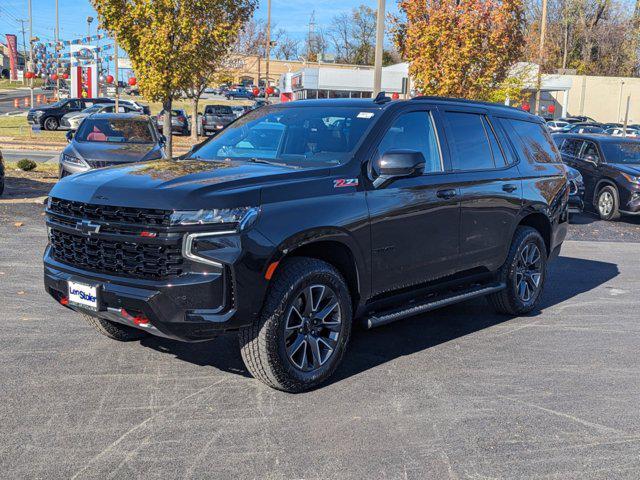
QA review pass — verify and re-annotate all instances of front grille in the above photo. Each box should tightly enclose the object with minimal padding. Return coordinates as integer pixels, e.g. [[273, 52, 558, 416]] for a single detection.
[[85, 160, 125, 169], [49, 197, 171, 227], [49, 228, 183, 279]]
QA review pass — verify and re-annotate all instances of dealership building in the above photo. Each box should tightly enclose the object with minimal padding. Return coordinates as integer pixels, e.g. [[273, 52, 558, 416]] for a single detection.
[[278, 63, 409, 101]]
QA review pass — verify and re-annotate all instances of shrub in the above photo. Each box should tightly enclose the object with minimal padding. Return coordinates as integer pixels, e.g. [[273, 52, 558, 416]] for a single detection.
[[16, 159, 37, 171]]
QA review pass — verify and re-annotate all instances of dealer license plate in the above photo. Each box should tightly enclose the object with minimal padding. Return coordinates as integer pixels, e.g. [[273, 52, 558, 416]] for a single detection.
[[68, 281, 99, 311]]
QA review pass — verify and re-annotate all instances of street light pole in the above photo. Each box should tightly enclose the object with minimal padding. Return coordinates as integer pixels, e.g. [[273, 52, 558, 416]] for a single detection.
[[373, 0, 386, 96], [28, 0, 34, 107], [534, 0, 548, 116], [264, 0, 271, 100], [87, 16, 94, 40], [55, 0, 60, 100], [114, 36, 119, 111]]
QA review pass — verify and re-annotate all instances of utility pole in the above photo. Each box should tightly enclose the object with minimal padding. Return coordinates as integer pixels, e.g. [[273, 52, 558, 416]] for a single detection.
[[114, 36, 119, 110], [55, 0, 60, 100], [28, 0, 34, 107], [307, 11, 315, 61], [87, 16, 94, 40], [264, 0, 271, 99], [18, 19, 27, 85], [534, 0, 548, 116], [622, 95, 631, 137], [373, 0, 386, 96]]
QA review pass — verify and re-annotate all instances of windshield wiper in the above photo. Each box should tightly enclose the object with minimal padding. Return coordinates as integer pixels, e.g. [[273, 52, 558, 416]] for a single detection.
[[245, 157, 298, 168]]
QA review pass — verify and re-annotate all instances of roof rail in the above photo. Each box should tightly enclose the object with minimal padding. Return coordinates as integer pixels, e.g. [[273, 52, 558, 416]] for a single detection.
[[374, 91, 392, 104], [411, 95, 523, 112]]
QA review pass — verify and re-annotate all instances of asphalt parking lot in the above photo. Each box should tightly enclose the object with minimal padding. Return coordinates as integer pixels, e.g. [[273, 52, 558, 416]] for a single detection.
[[2, 202, 640, 479]]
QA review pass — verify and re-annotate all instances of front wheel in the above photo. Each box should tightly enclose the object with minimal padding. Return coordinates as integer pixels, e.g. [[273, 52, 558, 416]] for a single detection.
[[43, 116, 59, 131], [596, 185, 620, 221], [82, 314, 148, 341], [239, 257, 352, 393], [488, 226, 547, 316]]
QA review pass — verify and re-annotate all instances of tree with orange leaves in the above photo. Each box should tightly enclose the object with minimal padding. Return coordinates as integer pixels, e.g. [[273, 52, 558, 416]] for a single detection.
[[392, 0, 525, 100]]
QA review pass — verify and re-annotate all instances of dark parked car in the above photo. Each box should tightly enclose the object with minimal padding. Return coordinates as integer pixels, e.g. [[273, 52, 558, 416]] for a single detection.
[[59, 113, 165, 178], [554, 133, 640, 219], [27, 98, 113, 131], [202, 104, 236, 135], [225, 88, 255, 100], [156, 109, 191, 136], [0, 149, 4, 196], [44, 97, 569, 392], [564, 165, 585, 213], [564, 123, 604, 135]]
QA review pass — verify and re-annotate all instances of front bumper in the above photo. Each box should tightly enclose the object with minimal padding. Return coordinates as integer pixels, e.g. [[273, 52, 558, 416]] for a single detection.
[[620, 187, 640, 215], [43, 225, 275, 342], [44, 250, 241, 341]]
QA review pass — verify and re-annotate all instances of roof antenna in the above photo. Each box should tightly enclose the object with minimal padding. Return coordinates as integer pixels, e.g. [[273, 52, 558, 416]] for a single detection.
[[374, 91, 391, 104]]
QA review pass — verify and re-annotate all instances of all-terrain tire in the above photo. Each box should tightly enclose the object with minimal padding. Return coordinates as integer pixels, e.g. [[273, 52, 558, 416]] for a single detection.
[[82, 314, 148, 341], [488, 226, 547, 315], [239, 257, 353, 393]]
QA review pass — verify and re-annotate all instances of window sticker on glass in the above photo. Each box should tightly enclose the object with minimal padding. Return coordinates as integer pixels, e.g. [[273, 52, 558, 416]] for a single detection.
[[357, 112, 375, 119]]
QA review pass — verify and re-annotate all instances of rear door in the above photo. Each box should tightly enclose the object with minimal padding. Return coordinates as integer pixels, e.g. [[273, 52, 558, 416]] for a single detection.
[[440, 108, 523, 273], [366, 106, 461, 294]]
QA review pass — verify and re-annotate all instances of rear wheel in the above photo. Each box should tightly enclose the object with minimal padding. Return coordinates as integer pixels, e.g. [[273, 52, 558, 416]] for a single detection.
[[596, 185, 620, 220], [488, 226, 547, 315], [239, 257, 352, 393], [82, 314, 148, 341]]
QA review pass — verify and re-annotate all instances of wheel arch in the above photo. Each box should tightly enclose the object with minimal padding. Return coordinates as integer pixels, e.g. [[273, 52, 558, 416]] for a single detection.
[[269, 230, 368, 311], [593, 179, 618, 206], [517, 212, 552, 256]]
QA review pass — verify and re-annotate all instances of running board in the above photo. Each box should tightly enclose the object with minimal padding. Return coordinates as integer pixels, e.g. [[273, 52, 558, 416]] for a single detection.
[[364, 282, 506, 329]]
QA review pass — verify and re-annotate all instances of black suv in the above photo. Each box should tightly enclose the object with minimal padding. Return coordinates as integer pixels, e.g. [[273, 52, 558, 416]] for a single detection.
[[553, 133, 640, 220], [44, 97, 569, 392], [28, 98, 113, 131]]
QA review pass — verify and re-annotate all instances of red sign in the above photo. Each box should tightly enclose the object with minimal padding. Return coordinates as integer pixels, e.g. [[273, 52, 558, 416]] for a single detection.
[[5, 34, 18, 81]]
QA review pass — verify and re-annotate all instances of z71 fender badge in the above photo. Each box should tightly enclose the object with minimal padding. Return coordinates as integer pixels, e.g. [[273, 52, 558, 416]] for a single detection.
[[333, 178, 359, 188]]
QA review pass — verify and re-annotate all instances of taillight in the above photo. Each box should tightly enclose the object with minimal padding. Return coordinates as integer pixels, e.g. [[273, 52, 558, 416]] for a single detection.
[[178, 116, 186, 122]]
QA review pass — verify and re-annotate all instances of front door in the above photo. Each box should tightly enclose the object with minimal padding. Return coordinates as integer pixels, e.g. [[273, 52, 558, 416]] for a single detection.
[[366, 108, 461, 295]]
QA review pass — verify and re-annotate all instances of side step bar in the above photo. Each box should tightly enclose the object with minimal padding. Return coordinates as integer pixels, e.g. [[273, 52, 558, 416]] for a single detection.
[[364, 282, 506, 329]]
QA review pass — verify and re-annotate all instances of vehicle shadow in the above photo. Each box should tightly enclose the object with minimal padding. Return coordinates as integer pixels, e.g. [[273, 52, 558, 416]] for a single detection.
[[139, 255, 619, 386], [1, 175, 56, 200]]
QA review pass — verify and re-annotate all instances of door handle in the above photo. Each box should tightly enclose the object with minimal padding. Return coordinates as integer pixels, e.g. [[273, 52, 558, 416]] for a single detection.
[[436, 189, 457, 199], [502, 184, 518, 193]]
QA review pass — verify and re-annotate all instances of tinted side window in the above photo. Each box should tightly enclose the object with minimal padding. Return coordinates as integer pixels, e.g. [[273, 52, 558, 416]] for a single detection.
[[560, 139, 583, 157], [483, 117, 507, 166], [504, 118, 561, 163], [377, 111, 442, 174], [445, 112, 495, 170], [581, 141, 600, 162]]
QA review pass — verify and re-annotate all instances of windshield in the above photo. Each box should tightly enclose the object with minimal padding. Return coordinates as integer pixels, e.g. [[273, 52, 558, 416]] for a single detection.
[[601, 141, 640, 164], [75, 118, 155, 144], [190, 105, 378, 167]]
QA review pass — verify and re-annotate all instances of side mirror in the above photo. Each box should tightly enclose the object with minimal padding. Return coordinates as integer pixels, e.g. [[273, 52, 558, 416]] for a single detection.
[[583, 154, 597, 165], [372, 150, 425, 188], [65, 131, 74, 142]]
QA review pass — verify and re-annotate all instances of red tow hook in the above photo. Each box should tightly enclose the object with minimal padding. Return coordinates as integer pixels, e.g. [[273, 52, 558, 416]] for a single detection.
[[120, 308, 151, 327], [60, 297, 69, 306]]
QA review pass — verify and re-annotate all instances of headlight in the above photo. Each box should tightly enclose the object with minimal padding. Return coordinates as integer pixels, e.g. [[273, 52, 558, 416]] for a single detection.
[[61, 153, 88, 168], [33, 110, 45, 117], [621, 172, 640, 184], [170, 207, 258, 227]]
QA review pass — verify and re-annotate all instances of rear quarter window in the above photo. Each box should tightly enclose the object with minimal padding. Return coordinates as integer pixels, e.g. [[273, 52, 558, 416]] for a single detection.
[[501, 118, 562, 164]]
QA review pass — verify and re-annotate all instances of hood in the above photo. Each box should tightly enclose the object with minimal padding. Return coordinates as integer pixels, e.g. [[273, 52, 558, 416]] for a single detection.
[[68, 141, 161, 163], [49, 159, 326, 211], [610, 163, 640, 175]]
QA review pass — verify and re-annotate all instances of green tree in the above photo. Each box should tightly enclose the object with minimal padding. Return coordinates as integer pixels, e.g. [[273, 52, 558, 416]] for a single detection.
[[392, 0, 525, 100], [93, 0, 256, 157]]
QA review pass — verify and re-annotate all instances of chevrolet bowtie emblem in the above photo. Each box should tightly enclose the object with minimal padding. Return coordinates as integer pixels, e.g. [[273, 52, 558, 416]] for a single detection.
[[75, 220, 101, 235]]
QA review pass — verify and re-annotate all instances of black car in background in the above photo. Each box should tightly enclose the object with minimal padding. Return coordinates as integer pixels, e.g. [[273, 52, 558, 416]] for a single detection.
[[554, 133, 640, 220], [59, 113, 165, 178], [564, 165, 585, 213], [44, 97, 569, 392], [27, 98, 113, 131], [565, 123, 604, 135]]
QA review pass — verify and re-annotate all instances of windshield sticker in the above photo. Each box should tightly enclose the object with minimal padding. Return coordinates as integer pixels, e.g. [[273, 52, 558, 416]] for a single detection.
[[357, 112, 375, 119]]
